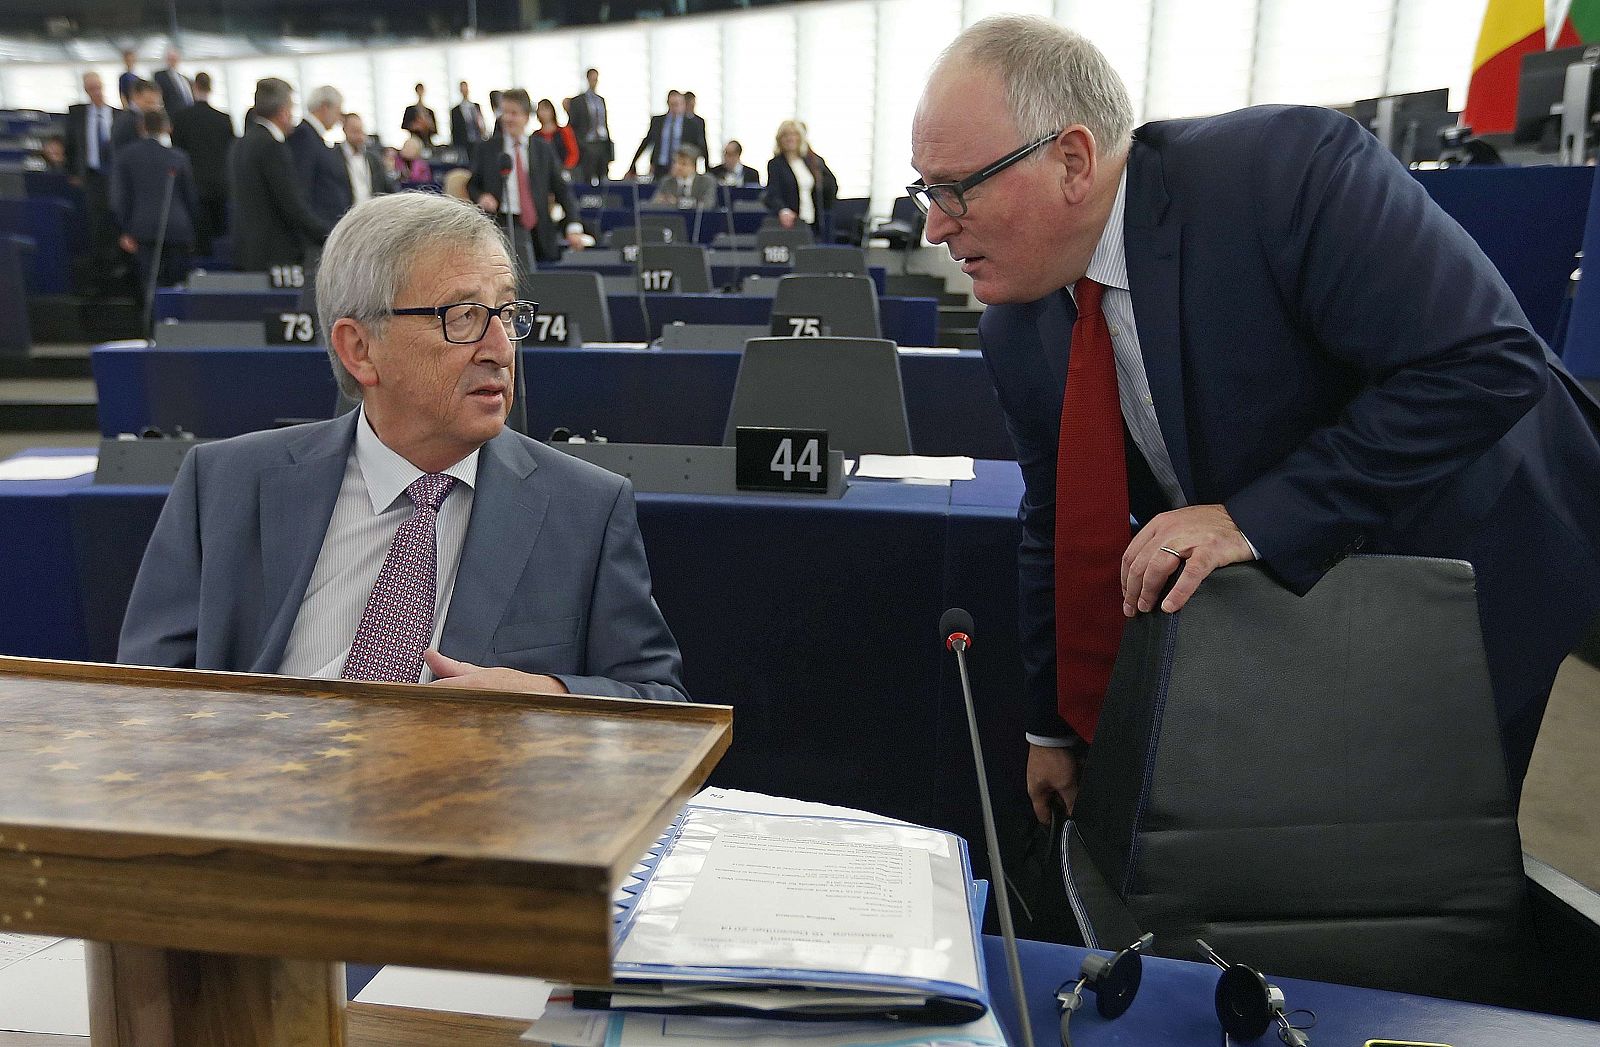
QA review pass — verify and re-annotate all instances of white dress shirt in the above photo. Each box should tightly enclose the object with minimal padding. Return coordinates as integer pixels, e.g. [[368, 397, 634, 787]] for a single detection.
[[789, 156, 816, 224], [500, 132, 527, 214], [277, 408, 480, 682], [344, 142, 372, 205], [86, 104, 112, 171]]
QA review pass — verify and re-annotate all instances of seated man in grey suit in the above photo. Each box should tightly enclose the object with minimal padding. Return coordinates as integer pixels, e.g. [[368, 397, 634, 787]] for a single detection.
[[651, 146, 717, 210], [118, 192, 687, 701]]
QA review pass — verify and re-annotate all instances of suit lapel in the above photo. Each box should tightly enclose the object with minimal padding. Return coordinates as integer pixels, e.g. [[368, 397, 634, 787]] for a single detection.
[[1122, 139, 1196, 502], [255, 414, 358, 669], [439, 432, 549, 665]]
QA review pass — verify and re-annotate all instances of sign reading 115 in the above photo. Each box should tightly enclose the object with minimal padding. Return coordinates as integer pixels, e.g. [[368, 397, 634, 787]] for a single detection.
[[769, 436, 822, 482]]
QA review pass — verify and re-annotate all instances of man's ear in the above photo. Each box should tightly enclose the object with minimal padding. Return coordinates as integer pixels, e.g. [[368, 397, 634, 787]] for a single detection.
[[330, 317, 380, 391], [1052, 126, 1099, 207]]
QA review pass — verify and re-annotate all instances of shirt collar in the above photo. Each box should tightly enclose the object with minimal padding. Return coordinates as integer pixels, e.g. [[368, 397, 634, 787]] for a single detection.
[[1082, 166, 1130, 294], [254, 117, 285, 143], [354, 406, 479, 515], [307, 112, 334, 140]]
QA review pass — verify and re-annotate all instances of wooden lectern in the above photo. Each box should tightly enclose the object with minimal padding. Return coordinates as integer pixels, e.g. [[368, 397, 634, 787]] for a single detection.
[[0, 656, 731, 1046]]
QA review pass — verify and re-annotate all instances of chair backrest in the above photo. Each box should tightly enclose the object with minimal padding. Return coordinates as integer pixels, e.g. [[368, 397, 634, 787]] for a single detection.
[[755, 226, 815, 265], [723, 336, 911, 455], [639, 243, 712, 294], [740, 275, 779, 298], [773, 273, 881, 339], [1066, 556, 1548, 1009], [657, 323, 771, 351], [188, 271, 270, 292], [889, 195, 922, 224], [829, 197, 870, 245], [793, 245, 867, 276], [520, 270, 612, 342], [639, 213, 688, 244], [150, 321, 269, 347]]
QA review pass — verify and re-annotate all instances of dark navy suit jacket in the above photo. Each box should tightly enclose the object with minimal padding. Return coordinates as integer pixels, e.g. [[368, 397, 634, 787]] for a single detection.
[[978, 105, 1600, 765], [110, 137, 198, 245], [117, 412, 687, 703], [287, 119, 355, 227]]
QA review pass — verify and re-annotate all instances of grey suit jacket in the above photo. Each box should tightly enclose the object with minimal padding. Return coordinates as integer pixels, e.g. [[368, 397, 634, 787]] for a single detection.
[[117, 413, 688, 702]]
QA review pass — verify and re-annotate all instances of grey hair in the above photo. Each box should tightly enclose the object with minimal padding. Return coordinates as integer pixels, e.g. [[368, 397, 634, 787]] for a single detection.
[[253, 77, 293, 119], [935, 15, 1134, 159], [316, 191, 512, 399], [306, 84, 343, 113]]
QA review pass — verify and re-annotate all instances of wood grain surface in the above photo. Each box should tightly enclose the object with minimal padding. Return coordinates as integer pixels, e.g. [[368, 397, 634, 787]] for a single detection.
[[0, 1002, 535, 1046], [0, 657, 731, 982]]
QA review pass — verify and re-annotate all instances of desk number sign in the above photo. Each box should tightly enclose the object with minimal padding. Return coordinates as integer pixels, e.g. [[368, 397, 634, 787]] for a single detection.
[[735, 427, 828, 493], [771, 314, 825, 337], [268, 264, 305, 289], [641, 269, 676, 292], [264, 310, 318, 344], [762, 244, 792, 265], [527, 312, 571, 346]]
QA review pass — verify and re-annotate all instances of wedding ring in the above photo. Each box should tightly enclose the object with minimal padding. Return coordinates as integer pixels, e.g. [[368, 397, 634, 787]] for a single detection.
[[1158, 546, 1185, 560]]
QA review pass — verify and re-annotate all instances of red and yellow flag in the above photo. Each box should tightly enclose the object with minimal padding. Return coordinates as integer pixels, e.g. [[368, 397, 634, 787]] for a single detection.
[[1464, 0, 1579, 134]]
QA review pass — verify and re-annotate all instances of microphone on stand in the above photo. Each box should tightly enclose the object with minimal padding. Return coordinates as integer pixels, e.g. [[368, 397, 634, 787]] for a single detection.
[[497, 152, 524, 273], [940, 608, 1036, 1047], [141, 165, 179, 338], [718, 177, 740, 293]]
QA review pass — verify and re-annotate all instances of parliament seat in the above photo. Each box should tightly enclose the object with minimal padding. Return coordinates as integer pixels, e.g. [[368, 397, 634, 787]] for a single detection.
[[521, 270, 613, 342], [723, 336, 911, 456], [773, 273, 881, 338]]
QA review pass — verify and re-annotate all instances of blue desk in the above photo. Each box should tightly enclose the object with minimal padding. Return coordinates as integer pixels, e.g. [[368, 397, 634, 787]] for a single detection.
[[152, 288, 941, 347], [0, 456, 1034, 873], [0, 195, 78, 294], [91, 343, 1014, 459], [341, 932, 1600, 1044]]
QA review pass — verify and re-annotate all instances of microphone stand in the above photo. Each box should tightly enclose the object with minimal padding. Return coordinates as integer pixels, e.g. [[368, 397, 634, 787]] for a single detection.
[[945, 613, 1036, 1047], [719, 177, 740, 293], [497, 153, 530, 435], [142, 165, 178, 339], [631, 172, 652, 344]]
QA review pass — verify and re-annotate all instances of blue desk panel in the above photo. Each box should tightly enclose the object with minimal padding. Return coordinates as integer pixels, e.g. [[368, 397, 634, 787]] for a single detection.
[[152, 288, 940, 348], [92, 344, 1013, 459], [547, 258, 890, 295], [0, 195, 78, 294], [342, 933, 1600, 1043], [0, 458, 1034, 875]]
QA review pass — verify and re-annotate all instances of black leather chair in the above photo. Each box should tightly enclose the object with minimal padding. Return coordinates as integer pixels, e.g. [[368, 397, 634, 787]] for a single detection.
[[1062, 556, 1592, 1013]]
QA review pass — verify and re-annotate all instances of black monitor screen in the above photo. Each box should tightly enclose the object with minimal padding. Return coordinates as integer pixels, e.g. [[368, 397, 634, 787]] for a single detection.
[[1515, 43, 1600, 146]]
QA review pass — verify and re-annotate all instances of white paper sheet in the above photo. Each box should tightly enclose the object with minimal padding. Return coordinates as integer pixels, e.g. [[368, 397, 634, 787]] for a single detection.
[[0, 937, 89, 1035], [853, 456, 976, 482], [0, 934, 61, 975], [896, 347, 964, 356], [0, 455, 98, 481], [587, 1009, 1006, 1046], [674, 832, 934, 951], [686, 788, 905, 825], [353, 966, 553, 1021], [520, 999, 611, 1045]]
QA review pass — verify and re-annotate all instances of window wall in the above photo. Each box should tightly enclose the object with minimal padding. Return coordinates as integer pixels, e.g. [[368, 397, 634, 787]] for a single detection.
[[0, 0, 1488, 218]]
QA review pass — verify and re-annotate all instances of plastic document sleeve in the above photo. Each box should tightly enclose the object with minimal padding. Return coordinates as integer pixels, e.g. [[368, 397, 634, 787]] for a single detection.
[[577, 804, 990, 1025]]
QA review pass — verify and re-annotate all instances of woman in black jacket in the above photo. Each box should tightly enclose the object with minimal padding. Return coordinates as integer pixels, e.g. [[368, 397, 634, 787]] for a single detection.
[[763, 119, 838, 233]]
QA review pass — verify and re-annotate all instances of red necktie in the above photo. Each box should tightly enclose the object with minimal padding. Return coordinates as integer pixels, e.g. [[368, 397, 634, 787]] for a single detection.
[[513, 146, 538, 231], [1054, 277, 1128, 742]]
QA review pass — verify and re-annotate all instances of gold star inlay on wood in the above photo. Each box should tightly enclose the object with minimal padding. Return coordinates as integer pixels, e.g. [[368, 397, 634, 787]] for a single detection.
[[191, 770, 229, 783], [334, 733, 367, 743], [47, 761, 79, 772], [32, 745, 65, 756], [118, 718, 150, 727], [258, 712, 291, 720], [272, 761, 309, 773], [61, 730, 93, 740], [316, 748, 353, 760], [317, 720, 353, 731], [184, 711, 219, 720], [96, 771, 139, 783]]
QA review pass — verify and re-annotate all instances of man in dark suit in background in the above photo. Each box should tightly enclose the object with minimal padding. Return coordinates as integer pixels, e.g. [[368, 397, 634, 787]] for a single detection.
[[170, 71, 235, 254], [568, 68, 612, 186], [230, 77, 330, 272], [288, 84, 355, 229], [468, 88, 586, 268], [451, 81, 486, 151], [112, 79, 160, 148], [710, 140, 761, 186], [340, 113, 393, 204], [629, 90, 706, 181], [153, 47, 194, 115], [65, 71, 122, 293], [914, 16, 1600, 816], [111, 107, 197, 291], [402, 83, 438, 147]]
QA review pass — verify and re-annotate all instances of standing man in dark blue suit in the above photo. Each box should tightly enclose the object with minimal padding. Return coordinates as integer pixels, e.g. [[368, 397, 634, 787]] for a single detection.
[[288, 85, 355, 231], [912, 15, 1600, 815], [110, 108, 197, 290]]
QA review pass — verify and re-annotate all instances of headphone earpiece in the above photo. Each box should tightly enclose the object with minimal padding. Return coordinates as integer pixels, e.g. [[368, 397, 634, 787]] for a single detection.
[[1197, 939, 1314, 1047], [1054, 933, 1153, 1045]]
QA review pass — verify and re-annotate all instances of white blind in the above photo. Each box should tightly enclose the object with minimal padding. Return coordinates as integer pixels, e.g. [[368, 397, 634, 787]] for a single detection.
[[445, 40, 515, 131], [649, 19, 724, 157], [372, 47, 450, 143], [799, 2, 876, 200], [298, 53, 375, 135], [1388, 0, 1486, 109], [1056, 0, 1155, 121], [513, 32, 583, 130], [0, 65, 79, 114], [223, 58, 296, 129], [725, 11, 799, 181], [1144, 0, 1259, 120], [873, 0, 962, 221], [962, 0, 1052, 25], [1253, 0, 1395, 107]]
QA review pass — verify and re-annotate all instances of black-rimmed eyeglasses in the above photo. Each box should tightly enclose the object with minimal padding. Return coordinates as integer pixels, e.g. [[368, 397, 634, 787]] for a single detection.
[[388, 300, 540, 343], [907, 130, 1063, 219]]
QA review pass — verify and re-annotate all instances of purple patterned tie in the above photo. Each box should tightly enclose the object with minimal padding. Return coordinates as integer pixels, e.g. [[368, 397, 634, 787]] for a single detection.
[[341, 473, 458, 683]]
